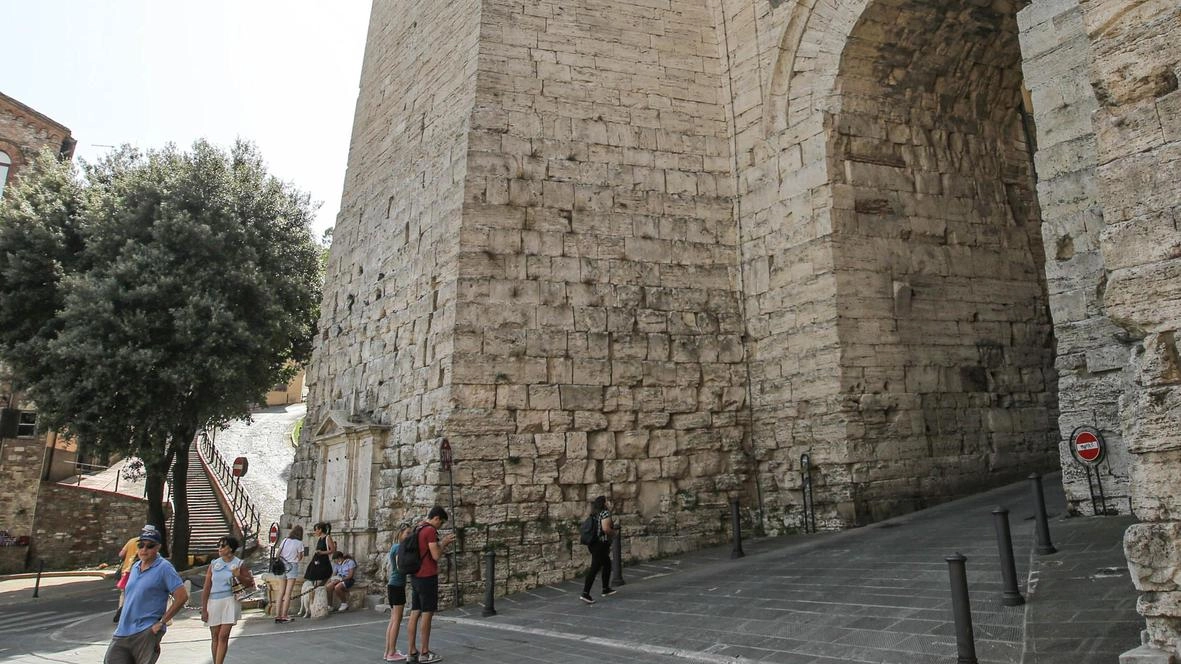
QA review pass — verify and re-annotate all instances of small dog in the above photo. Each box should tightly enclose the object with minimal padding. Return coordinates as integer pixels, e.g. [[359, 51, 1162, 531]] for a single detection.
[[298, 581, 330, 619]]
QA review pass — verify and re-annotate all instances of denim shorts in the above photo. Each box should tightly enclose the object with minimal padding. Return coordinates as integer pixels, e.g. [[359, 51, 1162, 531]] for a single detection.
[[283, 560, 299, 580]]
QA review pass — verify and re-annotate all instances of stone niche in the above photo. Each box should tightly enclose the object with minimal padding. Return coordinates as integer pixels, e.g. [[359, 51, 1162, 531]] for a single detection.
[[307, 411, 388, 559]]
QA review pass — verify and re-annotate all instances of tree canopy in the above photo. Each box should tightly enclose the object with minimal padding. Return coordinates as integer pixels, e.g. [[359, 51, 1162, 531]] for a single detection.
[[0, 141, 322, 563]]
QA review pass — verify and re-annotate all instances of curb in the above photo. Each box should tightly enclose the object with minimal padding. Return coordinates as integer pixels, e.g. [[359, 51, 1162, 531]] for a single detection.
[[0, 569, 117, 582]]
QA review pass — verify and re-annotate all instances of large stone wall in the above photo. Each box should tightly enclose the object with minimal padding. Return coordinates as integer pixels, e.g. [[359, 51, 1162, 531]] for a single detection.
[[284, 0, 483, 569], [1018, 0, 1133, 517], [31, 483, 148, 571], [292, 0, 1177, 629], [1072, 0, 1181, 656], [0, 429, 42, 573], [445, 0, 753, 587]]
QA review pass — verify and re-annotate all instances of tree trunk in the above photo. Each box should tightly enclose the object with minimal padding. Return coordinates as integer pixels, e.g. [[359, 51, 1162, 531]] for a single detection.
[[144, 449, 174, 558], [169, 431, 195, 570]]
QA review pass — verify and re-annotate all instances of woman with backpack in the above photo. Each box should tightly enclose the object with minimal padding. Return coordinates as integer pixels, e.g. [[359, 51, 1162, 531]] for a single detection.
[[383, 522, 412, 662], [580, 495, 617, 604]]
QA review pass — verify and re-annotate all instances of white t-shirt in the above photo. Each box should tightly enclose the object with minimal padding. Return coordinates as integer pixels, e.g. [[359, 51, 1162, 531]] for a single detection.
[[278, 537, 303, 563]]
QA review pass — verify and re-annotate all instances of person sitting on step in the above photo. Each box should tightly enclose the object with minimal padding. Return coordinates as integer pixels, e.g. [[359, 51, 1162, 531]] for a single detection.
[[326, 551, 357, 611]]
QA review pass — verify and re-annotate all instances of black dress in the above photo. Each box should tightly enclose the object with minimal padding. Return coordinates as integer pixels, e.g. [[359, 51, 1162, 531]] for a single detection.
[[304, 536, 331, 582]]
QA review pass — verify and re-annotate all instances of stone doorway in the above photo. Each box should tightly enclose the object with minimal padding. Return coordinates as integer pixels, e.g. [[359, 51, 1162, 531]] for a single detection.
[[826, 0, 1057, 523]]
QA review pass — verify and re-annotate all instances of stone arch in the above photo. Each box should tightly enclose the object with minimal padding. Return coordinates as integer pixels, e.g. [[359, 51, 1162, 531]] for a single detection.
[[763, 0, 815, 136], [824, 0, 1056, 522]]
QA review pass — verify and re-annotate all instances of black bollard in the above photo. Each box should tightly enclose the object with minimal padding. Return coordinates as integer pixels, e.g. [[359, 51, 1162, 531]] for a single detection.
[[1029, 473, 1057, 555], [32, 558, 44, 598], [729, 497, 745, 559], [482, 550, 497, 617], [991, 508, 1025, 606], [946, 553, 978, 664], [610, 530, 626, 586]]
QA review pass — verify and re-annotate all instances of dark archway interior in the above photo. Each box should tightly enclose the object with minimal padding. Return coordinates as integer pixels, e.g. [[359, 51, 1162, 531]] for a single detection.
[[829, 0, 1057, 523]]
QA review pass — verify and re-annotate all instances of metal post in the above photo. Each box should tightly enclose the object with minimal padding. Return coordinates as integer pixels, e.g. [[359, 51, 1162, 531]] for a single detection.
[[1029, 473, 1057, 554], [482, 550, 497, 617], [1094, 469, 1108, 515], [610, 529, 626, 586], [448, 470, 461, 607], [729, 497, 745, 559], [800, 453, 814, 533], [946, 553, 978, 664], [32, 559, 44, 598], [991, 508, 1025, 606]]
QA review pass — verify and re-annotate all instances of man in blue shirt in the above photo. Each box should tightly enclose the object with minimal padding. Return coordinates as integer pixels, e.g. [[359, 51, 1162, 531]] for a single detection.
[[104, 524, 188, 664]]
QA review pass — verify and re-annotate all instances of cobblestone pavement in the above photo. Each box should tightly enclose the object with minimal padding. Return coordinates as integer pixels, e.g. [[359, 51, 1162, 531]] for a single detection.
[[209, 403, 305, 534], [0, 474, 1141, 664]]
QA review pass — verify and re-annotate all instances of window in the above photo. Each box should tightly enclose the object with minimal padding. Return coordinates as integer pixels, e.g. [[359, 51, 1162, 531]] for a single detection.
[[0, 151, 11, 199], [17, 411, 37, 438]]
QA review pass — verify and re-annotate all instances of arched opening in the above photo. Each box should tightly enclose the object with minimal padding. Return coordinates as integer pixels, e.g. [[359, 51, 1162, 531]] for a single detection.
[[829, 0, 1056, 522]]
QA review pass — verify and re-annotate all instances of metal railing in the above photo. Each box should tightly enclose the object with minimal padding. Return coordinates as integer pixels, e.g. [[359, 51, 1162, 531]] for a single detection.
[[196, 433, 262, 550]]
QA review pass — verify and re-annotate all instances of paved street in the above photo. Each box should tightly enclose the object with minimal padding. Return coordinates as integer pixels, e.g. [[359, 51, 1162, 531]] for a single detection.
[[209, 403, 306, 534], [0, 474, 1140, 664]]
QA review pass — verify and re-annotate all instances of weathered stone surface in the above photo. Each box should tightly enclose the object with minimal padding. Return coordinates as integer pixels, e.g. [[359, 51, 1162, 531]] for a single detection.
[[1126, 522, 1181, 591], [283, 2, 1180, 645], [1078, 0, 1181, 653]]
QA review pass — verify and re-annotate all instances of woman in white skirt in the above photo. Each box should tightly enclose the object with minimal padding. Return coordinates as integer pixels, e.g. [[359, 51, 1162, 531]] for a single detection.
[[202, 536, 246, 664]]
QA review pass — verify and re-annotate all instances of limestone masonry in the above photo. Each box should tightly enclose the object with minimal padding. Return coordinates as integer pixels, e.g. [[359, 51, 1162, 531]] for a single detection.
[[284, 1, 1180, 656]]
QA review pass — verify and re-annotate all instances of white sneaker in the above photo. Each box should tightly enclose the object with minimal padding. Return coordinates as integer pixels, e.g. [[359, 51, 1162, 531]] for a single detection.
[[338, 602, 348, 612]]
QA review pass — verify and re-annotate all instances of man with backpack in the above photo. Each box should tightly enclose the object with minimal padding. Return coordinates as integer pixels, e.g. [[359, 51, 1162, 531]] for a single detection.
[[580, 495, 617, 604], [398, 506, 455, 664]]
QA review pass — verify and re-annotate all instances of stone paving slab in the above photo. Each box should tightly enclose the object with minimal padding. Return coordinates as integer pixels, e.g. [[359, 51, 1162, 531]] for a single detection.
[[209, 403, 305, 534], [444, 475, 1110, 664], [1021, 513, 1141, 663]]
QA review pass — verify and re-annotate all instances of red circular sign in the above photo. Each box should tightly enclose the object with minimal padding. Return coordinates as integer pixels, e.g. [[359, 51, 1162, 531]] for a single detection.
[[232, 456, 249, 477], [268, 523, 279, 545], [1071, 427, 1105, 465]]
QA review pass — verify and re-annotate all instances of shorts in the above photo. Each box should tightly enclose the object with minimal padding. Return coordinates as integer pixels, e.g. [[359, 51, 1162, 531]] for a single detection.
[[342, 577, 355, 589], [283, 560, 299, 580], [205, 596, 241, 626], [104, 627, 163, 664], [410, 575, 439, 612], [387, 584, 406, 607]]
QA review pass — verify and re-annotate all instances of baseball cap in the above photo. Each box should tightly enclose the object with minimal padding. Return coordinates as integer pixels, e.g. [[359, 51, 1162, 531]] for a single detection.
[[138, 524, 164, 545]]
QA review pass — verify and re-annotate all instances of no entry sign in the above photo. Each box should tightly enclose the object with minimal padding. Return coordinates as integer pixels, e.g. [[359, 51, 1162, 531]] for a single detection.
[[232, 456, 249, 477], [268, 523, 279, 545], [1070, 426, 1106, 466]]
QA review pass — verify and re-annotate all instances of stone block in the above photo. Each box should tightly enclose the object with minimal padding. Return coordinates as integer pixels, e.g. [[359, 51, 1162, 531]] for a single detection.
[[559, 385, 604, 411], [1119, 644, 1176, 664], [1125, 522, 1181, 591]]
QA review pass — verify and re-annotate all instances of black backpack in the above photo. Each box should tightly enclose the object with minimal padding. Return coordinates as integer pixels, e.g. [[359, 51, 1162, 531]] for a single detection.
[[396, 525, 425, 574], [579, 514, 600, 545]]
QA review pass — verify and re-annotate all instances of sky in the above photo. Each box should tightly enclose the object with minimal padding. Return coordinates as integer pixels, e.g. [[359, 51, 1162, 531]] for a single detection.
[[2, 0, 372, 239]]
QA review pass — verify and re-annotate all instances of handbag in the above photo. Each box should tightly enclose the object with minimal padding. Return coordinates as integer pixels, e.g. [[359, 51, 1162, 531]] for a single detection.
[[270, 557, 286, 576], [304, 554, 331, 582], [233, 565, 255, 600]]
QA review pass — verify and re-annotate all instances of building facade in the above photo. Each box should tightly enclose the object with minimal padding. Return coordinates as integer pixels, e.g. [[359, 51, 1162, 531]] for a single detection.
[[285, 1, 1180, 656], [0, 91, 76, 573]]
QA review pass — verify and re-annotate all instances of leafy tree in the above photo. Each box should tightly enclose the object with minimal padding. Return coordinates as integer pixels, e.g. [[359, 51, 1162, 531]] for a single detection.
[[0, 142, 321, 566]]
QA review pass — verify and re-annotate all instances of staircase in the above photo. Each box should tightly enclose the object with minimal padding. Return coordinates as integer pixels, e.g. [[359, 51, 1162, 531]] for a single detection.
[[184, 449, 234, 556]]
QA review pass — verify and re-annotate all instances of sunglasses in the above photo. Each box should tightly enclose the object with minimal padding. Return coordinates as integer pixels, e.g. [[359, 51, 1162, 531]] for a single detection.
[[137, 541, 159, 549]]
